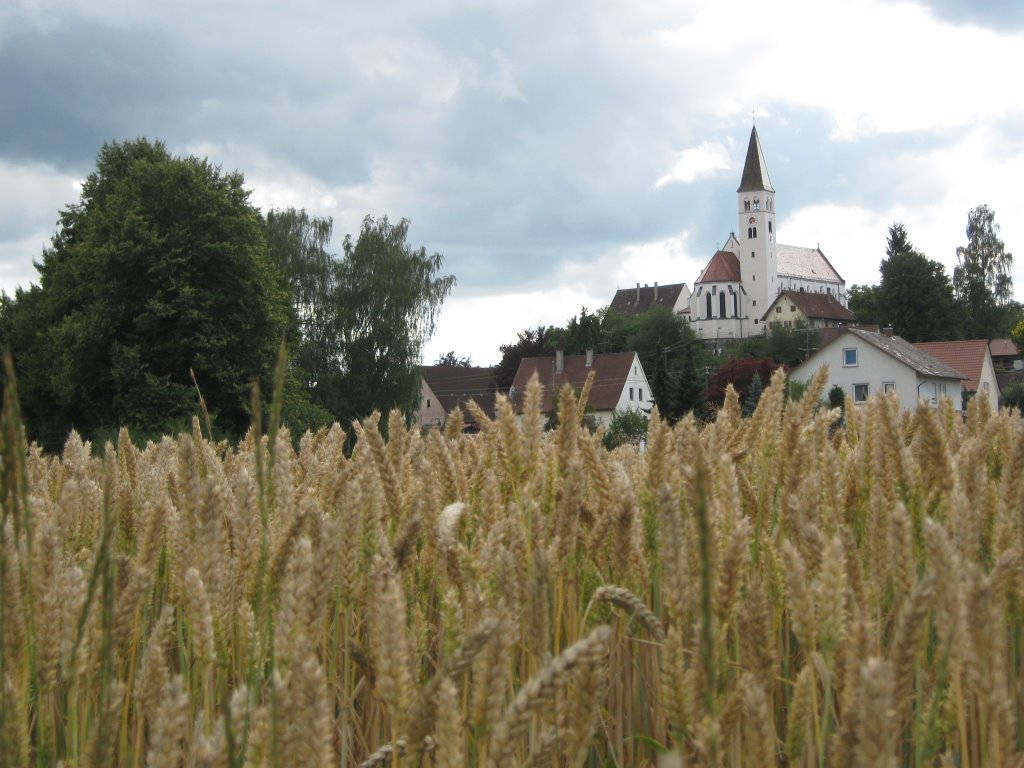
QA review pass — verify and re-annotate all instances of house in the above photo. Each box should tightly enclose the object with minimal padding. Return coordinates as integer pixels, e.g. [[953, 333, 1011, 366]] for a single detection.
[[989, 339, 1022, 372], [761, 290, 855, 329], [913, 340, 1000, 412], [509, 350, 651, 426], [416, 365, 498, 431], [789, 328, 965, 411], [609, 282, 690, 319]]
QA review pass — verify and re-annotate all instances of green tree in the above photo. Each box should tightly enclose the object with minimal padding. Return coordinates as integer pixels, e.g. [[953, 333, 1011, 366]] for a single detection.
[[1002, 382, 1024, 411], [848, 283, 883, 327], [742, 372, 764, 417], [323, 216, 455, 427], [1012, 319, 1024, 355], [668, 332, 707, 422], [602, 408, 649, 449], [8, 138, 290, 450], [954, 205, 1014, 338], [434, 351, 473, 366], [878, 222, 960, 341], [264, 207, 340, 433], [563, 307, 602, 354]]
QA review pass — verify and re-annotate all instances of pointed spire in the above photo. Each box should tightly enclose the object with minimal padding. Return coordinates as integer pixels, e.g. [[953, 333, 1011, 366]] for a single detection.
[[737, 126, 774, 193]]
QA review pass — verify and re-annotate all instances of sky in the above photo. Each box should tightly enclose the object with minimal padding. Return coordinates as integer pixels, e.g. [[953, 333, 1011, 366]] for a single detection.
[[2, 0, 1023, 366]]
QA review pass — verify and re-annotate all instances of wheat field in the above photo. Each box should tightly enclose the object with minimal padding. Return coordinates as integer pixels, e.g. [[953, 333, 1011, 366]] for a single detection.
[[1, 365, 1023, 767]]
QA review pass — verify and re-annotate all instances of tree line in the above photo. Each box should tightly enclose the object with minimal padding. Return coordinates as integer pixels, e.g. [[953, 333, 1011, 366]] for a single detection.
[[849, 210, 1018, 342], [0, 139, 454, 452]]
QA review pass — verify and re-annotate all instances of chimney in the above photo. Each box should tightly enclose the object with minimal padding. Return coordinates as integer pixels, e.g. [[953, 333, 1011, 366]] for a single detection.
[[555, 349, 564, 373], [654, 282, 659, 301], [882, 326, 894, 337], [585, 348, 594, 367]]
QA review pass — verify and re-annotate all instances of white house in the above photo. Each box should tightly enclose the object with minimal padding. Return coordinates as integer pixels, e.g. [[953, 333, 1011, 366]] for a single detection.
[[510, 350, 652, 426], [790, 328, 965, 411]]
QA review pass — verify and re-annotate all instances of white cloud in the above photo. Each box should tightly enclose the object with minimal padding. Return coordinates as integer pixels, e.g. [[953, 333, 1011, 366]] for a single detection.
[[655, 142, 732, 187], [656, 0, 1024, 138]]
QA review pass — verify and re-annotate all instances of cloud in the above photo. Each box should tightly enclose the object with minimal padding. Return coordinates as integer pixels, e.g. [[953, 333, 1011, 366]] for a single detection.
[[655, 142, 732, 187]]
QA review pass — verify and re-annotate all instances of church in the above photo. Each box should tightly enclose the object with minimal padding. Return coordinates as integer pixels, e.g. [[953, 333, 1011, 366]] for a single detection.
[[610, 127, 848, 344]]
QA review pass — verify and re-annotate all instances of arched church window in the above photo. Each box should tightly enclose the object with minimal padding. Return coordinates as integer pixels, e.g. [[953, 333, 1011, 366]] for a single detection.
[[744, 199, 750, 212], [768, 221, 772, 233], [719, 292, 726, 318], [706, 292, 712, 319], [753, 198, 760, 210]]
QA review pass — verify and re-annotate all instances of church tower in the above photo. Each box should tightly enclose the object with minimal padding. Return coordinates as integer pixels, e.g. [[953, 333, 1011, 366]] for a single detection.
[[736, 126, 776, 325]]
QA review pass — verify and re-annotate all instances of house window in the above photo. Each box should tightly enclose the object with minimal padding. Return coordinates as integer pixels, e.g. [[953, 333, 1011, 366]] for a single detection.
[[983, 381, 990, 391], [751, 251, 755, 259], [843, 348, 858, 367], [784, 321, 791, 327], [775, 306, 782, 314], [639, 388, 644, 402], [629, 387, 634, 401], [427, 399, 431, 408], [790, 306, 796, 312], [883, 382, 895, 393], [853, 383, 869, 403]]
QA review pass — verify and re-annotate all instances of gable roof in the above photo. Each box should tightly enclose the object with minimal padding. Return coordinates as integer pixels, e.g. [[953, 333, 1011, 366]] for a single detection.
[[777, 244, 845, 283], [696, 250, 741, 283], [913, 340, 992, 393], [610, 282, 687, 318], [839, 329, 964, 379], [990, 338, 1019, 358], [737, 126, 775, 193], [510, 351, 640, 413], [762, 290, 855, 322], [420, 365, 498, 423]]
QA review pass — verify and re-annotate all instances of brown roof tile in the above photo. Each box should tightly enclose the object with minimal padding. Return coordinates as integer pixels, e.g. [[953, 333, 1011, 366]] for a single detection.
[[420, 366, 498, 423], [763, 290, 855, 322], [990, 338, 1019, 358], [510, 351, 639, 413]]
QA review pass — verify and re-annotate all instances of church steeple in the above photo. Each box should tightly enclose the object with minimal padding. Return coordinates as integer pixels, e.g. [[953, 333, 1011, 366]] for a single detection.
[[737, 126, 774, 193]]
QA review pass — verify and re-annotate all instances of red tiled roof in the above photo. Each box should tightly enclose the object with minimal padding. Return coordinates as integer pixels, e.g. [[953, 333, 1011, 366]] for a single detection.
[[696, 250, 741, 283], [912, 340, 991, 393], [510, 351, 639, 413]]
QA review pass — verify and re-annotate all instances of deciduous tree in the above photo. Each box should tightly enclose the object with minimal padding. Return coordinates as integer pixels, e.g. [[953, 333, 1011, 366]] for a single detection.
[[954, 205, 1014, 338], [9, 138, 290, 450]]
